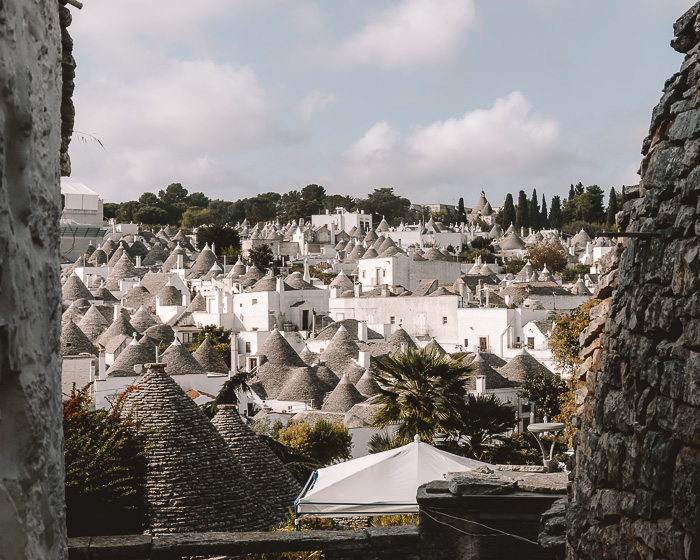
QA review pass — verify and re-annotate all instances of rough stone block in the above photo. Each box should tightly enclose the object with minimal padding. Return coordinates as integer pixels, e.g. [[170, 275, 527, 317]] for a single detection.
[[672, 446, 700, 534], [447, 474, 517, 495]]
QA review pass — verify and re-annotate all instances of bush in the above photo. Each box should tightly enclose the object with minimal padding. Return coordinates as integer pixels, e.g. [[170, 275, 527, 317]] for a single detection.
[[63, 384, 148, 537], [277, 419, 352, 466]]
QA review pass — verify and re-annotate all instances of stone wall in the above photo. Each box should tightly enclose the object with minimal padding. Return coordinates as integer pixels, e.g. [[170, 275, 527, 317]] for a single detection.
[[566, 3, 700, 558], [0, 1, 66, 559]]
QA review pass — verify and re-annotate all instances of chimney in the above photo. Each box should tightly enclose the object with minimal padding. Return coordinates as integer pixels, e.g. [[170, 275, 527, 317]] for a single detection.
[[330, 285, 342, 298], [380, 284, 389, 297], [357, 321, 368, 342], [230, 332, 239, 375], [476, 375, 486, 395], [97, 347, 106, 380], [135, 255, 142, 267], [176, 253, 184, 270], [485, 289, 490, 308], [354, 282, 363, 298], [358, 351, 370, 369]]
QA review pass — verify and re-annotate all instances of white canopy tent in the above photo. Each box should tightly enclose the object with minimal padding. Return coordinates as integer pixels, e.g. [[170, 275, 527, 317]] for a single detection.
[[295, 437, 487, 520]]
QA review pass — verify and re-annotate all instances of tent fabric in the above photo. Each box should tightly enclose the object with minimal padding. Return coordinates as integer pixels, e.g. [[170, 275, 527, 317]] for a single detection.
[[295, 439, 486, 518]]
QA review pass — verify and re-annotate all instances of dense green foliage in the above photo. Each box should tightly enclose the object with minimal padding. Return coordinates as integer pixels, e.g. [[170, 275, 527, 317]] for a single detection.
[[63, 384, 147, 537], [518, 368, 568, 420]]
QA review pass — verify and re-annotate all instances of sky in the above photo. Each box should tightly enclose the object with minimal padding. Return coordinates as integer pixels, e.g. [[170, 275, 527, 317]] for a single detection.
[[68, 0, 694, 207]]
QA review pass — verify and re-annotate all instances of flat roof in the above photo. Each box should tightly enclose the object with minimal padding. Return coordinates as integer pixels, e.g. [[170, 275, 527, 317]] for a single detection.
[[61, 182, 98, 196]]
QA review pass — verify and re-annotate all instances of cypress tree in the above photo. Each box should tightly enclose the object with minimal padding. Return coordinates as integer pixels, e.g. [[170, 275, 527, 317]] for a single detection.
[[457, 197, 467, 224], [515, 190, 529, 230], [541, 194, 548, 229], [501, 193, 516, 228], [606, 187, 618, 228], [549, 195, 563, 229], [529, 188, 540, 230], [568, 184, 575, 201]]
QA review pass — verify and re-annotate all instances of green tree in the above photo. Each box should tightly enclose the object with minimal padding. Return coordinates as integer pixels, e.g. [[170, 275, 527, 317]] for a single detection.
[[300, 184, 326, 216], [138, 192, 159, 206], [451, 394, 516, 459], [371, 348, 471, 445], [64, 384, 147, 537], [115, 200, 141, 223], [247, 243, 274, 271], [500, 193, 516, 228], [606, 187, 618, 229], [529, 188, 540, 230], [188, 191, 210, 208], [540, 194, 548, 228], [457, 197, 467, 223], [357, 188, 411, 226], [196, 224, 240, 253], [515, 190, 529, 229], [528, 239, 568, 273], [322, 194, 356, 212], [158, 182, 189, 206], [277, 419, 353, 466], [549, 195, 563, 229], [518, 369, 567, 421], [103, 202, 120, 220], [133, 205, 169, 225]]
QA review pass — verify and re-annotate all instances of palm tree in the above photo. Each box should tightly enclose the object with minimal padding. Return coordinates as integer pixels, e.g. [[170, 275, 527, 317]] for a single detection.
[[454, 394, 516, 460], [371, 348, 472, 445]]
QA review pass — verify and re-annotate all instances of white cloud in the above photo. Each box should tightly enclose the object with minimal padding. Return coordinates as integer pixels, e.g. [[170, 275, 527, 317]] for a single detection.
[[309, 0, 477, 69], [299, 90, 338, 124], [338, 92, 587, 201]]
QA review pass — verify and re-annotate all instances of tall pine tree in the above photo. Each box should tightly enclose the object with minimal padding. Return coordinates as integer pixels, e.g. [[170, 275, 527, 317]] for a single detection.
[[541, 194, 548, 229], [606, 187, 618, 229], [515, 190, 529, 230], [501, 193, 516, 228], [549, 195, 563, 229], [457, 197, 467, 224], [529, 188, 540, 231], [568, 184, 575, 201]]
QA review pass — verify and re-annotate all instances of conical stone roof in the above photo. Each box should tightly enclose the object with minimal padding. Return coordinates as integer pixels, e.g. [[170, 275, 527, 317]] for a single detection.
[[157, 283, 183, 306], [106, 335, 151, 377], [497, 348, 554, 385], [276, 366, 327, 407], [299, 345, 319, 366], [193, 337, 229, 374], [319, 325, 360, 376], [130, 305, 158, 333], [98, 313, 135, 347], [186, 292, 206, 312], [143, 323, 175, 346], [355, 369, 381, 398], [314, 364, 340, 390], [126, 365, 273, 533], [424, 338, 446, 355], [387, 325, 417, 351], [61, 318, 97, 356], [211, 405, 301, 522], [62, 274, 93, 302], [329, 270, 354, 291], [92, 281, 119, 303], [464, 353, 512, 391], [161, 337, 206, 375], [101, 238, 117, 257], [122, 285, 156, 310], [322, 373, 365, 412], [78, 304, 110, 342], [105, 253, 139, 291], [241, 265, 264, 281], [191, 244, 219, 275], [142, 243, 169, 267], [88, 247, 108, 266], [258, 328, 305, 368], [106, 243, 127, 267]]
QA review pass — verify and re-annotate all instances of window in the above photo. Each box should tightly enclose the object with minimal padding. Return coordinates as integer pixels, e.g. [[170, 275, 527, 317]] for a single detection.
[[245, 341, 251, 353], [382, 269, 386, 277], [479, 337, 488, 352], [390, 316, 395, 324], [527, 337, 535, 349], [362, 271, 366, 278], [464, 339, 468, 348], [442, 317, 447, 325], [252, 298, 257, 305]]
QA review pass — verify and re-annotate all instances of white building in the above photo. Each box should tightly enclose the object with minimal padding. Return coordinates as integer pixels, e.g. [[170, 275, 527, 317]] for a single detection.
[[311, 207, 372, 235], [60, 182, 108, 260]]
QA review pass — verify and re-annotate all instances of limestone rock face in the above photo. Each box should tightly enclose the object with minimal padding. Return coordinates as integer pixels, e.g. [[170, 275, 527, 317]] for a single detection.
[[565, 4, 700, 558], [0, 1, 66, 558]]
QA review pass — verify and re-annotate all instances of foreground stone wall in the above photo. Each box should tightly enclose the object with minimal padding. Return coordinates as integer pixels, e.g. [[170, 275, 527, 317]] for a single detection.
[[566, 3, 700, 559], [0, 1, 66, 559]]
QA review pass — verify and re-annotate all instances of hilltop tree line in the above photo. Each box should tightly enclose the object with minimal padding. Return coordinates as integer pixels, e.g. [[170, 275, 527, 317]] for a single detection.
[[104, 181, 624, 237]]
